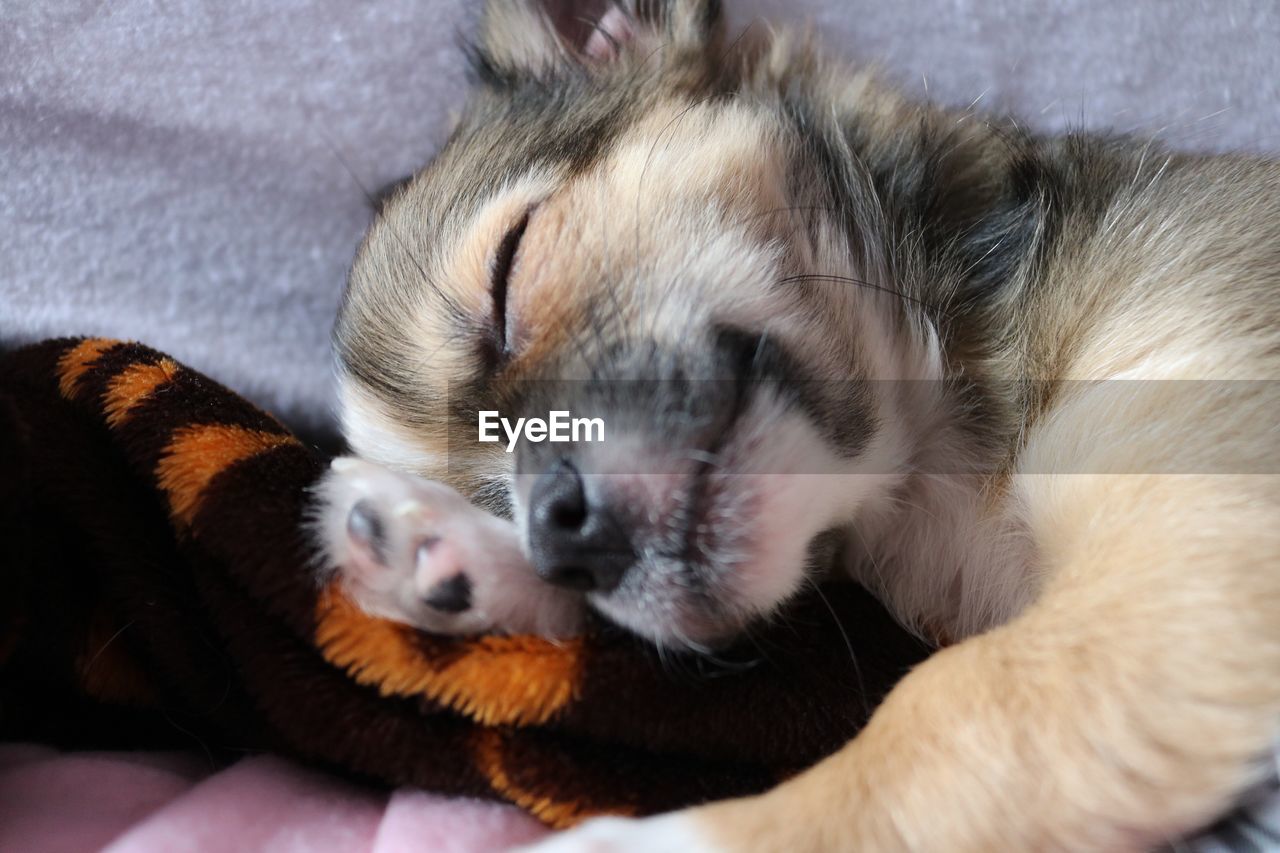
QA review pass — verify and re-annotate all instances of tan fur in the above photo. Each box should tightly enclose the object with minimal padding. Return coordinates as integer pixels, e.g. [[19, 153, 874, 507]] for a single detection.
[[342, 99, 802, 502], [333, 2, 1280, 847], [688, 67, 1280, 848], [700, 471, 1279, 849]]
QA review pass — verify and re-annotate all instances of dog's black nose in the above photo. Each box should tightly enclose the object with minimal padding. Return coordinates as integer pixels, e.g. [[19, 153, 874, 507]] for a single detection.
[[528, 460, 633, 593]]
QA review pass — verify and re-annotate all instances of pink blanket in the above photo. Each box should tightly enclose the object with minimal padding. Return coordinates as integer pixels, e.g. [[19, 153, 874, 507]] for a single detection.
[[0, 744, 549, 853]]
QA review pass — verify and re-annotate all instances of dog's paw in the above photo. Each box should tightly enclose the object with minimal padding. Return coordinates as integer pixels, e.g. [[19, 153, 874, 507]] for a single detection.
[[511, 814, 721, 853], [314, 456, 584, 637]]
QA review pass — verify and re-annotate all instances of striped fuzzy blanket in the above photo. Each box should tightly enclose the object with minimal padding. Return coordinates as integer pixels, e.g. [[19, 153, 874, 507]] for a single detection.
[[0, 338, 928, 827]]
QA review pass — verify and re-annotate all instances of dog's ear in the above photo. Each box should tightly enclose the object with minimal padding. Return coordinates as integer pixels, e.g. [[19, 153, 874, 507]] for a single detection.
[[473, 0, 723, 81]]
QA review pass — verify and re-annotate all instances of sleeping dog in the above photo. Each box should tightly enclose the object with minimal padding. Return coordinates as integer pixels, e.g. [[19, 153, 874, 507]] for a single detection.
[[315, 1, 1280, 849]]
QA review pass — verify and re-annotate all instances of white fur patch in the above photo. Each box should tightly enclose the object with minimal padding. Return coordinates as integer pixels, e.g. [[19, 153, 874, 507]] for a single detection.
[[514, 813, 720, 853]]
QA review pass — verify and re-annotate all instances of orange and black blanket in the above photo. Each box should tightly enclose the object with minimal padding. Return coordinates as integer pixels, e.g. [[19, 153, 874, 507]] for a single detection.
[[0, 338, 928, 827]]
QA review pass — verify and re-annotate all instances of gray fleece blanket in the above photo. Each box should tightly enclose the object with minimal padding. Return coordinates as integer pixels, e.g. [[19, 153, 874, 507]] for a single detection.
[[2, 1, 1278, 847], [3, 0, 1278, 436]]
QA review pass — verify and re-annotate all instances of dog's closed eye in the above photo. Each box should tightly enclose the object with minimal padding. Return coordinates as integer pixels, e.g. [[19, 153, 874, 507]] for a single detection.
[[490, 209, 531, 363]]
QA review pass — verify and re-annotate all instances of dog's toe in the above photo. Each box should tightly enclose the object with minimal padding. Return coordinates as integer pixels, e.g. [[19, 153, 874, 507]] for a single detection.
[[346, 498, 389, 566]]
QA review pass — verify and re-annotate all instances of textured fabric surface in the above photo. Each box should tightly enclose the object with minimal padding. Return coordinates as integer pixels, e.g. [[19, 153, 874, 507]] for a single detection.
[[4, 743, 1279, 853], [0, 337, 926, 829], [3, 0, 1278, 435], [0, 744, 549, 853]]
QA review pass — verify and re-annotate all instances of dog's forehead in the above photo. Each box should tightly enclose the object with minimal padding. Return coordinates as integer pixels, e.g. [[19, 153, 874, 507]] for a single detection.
[[338, 82, 796, 481], [423, 68, 665, 210], [448, 101, 786, 336], [363, 94, 786, 316]]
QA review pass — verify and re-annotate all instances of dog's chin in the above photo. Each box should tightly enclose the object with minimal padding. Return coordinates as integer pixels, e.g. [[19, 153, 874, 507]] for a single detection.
[[577, 503, 835, 648], [585, 519, 853, 648], [589, 593, 748, 649], [583, 557, 773, 650]]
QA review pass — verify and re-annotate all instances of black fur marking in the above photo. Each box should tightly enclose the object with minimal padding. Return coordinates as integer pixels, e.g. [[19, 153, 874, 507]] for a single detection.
[[463, 40, 521, 91], [712, 324, 875, 458], [369, 175, 414, 213]]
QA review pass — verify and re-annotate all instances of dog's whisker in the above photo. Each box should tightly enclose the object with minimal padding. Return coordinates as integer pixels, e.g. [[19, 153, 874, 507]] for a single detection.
[[778, 272, 948, 317]]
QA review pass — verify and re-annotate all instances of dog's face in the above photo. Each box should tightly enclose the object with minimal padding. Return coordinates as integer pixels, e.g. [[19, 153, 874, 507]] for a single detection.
[[335, 0, 913, 646]]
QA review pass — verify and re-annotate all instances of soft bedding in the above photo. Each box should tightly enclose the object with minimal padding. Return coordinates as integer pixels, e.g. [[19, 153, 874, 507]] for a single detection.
[[3, 1, 1280, 851], [0, 744, 548, 853], [3, 0, 1277, 435]]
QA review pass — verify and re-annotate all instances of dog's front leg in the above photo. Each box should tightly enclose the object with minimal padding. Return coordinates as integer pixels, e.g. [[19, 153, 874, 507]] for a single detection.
[[526, 473, 1280, 852]]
